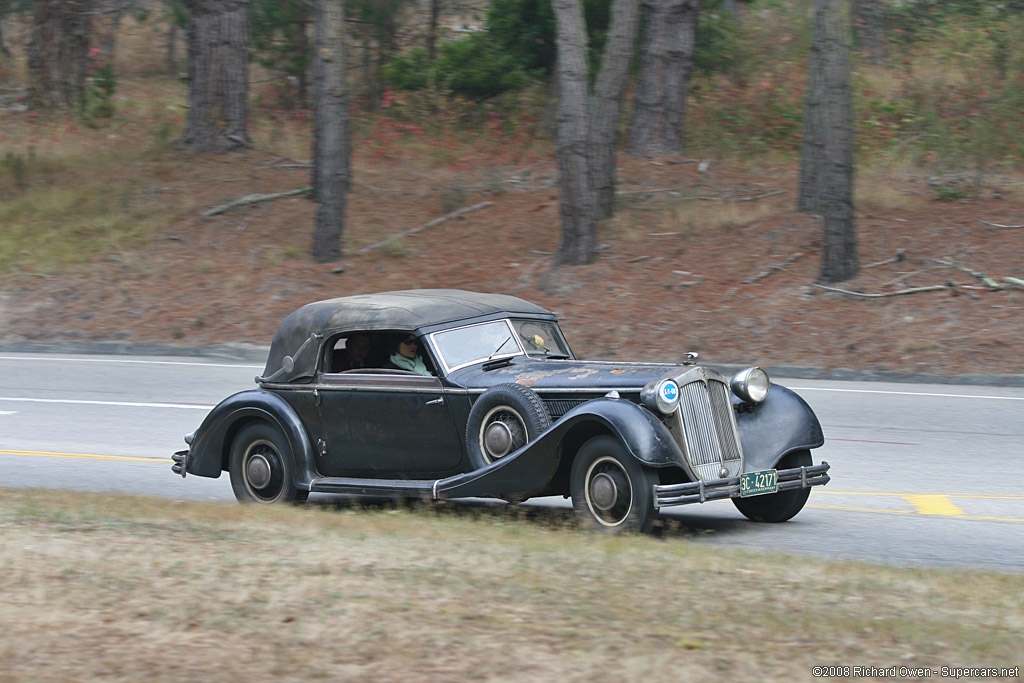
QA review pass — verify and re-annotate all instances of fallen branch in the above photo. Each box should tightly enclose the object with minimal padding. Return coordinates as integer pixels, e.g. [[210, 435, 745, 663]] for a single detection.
[[929, 258, 1004, 290], [357, 202, 493, 255], [1005, 277, 1024, 289], [810, 282, 954, 298], [616, 187, 682, 196], [736, 189, 786, 202], [863, 249, 907, 269], [743, 252, 804, 284], [976, 219, 1024, 229], [203, 187, 310, 217], [627, 255, 650, 263]]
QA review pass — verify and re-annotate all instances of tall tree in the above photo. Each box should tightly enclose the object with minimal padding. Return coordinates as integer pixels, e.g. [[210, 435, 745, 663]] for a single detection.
[[800, 0, 857, 283], [626, 0, 698, 156], [854, 0, 884, 65], [553, 0, 594, 265], [589, 0, 640, 220], [181, 0, 251, 152], [310, 0, 350, 262], [27, 0, 92, 113]]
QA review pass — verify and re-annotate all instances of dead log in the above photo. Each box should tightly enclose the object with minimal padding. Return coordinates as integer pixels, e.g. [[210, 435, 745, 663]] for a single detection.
[[203, 187, 311, 217], [357, 202, 493, 255], [743, 252, 804, 284], [976, 219, 1024, 229]]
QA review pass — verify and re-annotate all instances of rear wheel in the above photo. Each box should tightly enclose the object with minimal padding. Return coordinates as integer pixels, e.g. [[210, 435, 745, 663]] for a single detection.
[[732, 450, 812, 522], [229, 422, 299, 504], [570, 435, 656, 533]]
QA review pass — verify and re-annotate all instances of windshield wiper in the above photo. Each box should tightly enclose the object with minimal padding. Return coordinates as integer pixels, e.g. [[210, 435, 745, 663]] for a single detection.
[[487, 336, 514, 360]]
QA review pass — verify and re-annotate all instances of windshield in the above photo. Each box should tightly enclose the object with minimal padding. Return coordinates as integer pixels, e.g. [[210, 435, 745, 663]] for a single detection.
[[512, 319, 572, 358], [431, 320, 524, 372]]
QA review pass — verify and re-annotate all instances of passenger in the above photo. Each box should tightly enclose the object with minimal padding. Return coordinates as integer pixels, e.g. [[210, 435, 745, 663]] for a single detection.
[[333, 333, 372, 372], [386, 334, 431, 376]]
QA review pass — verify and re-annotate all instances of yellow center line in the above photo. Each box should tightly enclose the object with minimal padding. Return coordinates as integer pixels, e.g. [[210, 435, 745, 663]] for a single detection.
[[902, 494, 965, 516], [808, 504, 1024, 523], [0, 448, 163, 463], [818, 490, 1024, 501]]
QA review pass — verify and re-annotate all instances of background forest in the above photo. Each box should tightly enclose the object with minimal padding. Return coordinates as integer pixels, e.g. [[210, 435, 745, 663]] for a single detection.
[[0, 0, 1022, 378]]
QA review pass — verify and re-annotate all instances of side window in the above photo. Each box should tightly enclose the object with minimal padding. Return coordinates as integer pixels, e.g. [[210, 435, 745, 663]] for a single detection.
[[325, 332, 377, 373]]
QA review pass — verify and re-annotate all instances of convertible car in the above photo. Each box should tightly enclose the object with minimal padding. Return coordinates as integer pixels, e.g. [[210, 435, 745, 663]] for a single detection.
[[173, 289, 829, 532]]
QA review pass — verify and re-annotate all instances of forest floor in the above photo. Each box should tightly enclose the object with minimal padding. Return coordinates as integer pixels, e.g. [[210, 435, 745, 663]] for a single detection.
[[2, 138, 1023, 381]]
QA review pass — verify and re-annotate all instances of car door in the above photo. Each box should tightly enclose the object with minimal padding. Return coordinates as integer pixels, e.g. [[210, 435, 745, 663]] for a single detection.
[[316, 372, 465, 477]]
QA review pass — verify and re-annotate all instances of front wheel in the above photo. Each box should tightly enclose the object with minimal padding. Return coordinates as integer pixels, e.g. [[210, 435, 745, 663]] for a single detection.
[[229, 422, 299, 505], [732, 450, 812, 522], [570, 435, 656, 533]]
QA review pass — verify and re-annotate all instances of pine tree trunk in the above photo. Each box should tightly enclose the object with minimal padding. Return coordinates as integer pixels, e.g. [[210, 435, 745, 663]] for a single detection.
[[797, 0, 826, 214], [626, 0, 698, 157], [167, 22, 179, 76], [181, 0, 251, 153], [427, 0, 440, 61], [553, 0, 594, 266], [816, 0, 858, 283], [27, 0, 92, 114], [311, 0, 350, 263], [589, 0, 640, 221], [854, 0, 884, 65]]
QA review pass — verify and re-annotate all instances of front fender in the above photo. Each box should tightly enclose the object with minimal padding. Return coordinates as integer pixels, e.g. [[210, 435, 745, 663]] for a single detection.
[[184, 390, 318, 487], [438, 397, 681, 499], [736, 383, 825, 472]]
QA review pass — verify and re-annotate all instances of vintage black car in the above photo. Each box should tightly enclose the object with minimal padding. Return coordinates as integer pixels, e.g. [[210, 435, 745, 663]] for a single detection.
[[173, 289, 829, 532]]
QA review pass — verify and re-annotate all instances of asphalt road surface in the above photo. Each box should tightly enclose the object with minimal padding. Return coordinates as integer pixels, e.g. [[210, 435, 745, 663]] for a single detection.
[[1, 352, 1022, 572]]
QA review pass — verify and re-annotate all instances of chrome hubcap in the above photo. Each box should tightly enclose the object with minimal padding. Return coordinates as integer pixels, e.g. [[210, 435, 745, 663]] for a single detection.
[[590, 472, 618, 511], [246, 453, 272, 489], [484, 421, 514, 458]]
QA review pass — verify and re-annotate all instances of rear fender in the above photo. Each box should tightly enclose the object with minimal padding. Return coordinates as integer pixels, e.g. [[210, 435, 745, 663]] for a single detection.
[[185, 390, 318, 488], [736, 384, 825, 472]]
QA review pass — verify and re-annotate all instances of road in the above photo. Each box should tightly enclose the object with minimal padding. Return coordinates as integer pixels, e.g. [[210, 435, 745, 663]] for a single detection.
[[1, 352, 1022, 572]]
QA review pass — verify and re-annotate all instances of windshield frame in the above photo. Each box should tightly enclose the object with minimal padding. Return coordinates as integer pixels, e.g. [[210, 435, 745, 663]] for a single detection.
[[428, 319, 525, 374]]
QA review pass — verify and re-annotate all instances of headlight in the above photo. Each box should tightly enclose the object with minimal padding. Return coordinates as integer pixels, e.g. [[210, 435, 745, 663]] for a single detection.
[[731, 367, 770, 404], [641, 378, 680, 415]]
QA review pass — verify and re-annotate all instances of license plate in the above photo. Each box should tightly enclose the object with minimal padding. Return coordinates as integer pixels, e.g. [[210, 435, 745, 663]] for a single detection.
[[740, 469, 778, 497]]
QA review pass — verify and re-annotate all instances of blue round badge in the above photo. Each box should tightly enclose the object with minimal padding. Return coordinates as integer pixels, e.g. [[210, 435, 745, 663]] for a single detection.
[[659, 380, 679, 403]]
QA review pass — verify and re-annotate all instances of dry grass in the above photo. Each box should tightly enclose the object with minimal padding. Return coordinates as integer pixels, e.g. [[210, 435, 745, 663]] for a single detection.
[[1, 488, 1020, 682]]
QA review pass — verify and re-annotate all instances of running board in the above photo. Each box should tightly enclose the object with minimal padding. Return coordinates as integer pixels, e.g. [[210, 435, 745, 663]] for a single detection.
[[309, 476, 438, 498]]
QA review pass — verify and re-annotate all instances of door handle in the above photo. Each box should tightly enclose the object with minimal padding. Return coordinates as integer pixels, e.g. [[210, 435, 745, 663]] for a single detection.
[[426, 397, 444, 406]]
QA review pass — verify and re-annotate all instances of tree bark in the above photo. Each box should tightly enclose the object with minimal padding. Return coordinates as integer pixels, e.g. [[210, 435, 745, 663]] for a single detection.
[[181, 0, 251, 153], [311, 0, 350, 263], [27, 0, 92, 114], [854, 0, 884, 65], [814, 0, 858, 283], [589, 0, 640, 221], [553, 0, 594, 265], [626, 0, 698, 157], [427, 0, 440, 61]]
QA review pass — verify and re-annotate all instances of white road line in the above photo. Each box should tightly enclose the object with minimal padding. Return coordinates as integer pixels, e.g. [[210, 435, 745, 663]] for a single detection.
[[0, 410, 18, 415], [0, 397, 213, 410], [790, 386, 1024, 401], [0, 355, 262, 369]]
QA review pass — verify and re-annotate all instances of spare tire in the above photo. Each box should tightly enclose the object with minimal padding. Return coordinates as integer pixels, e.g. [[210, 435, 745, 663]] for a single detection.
[[466, 383, 552, 467]]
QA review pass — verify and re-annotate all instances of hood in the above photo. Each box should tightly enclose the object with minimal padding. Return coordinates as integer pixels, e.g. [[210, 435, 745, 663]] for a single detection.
[[456, 358, 687, 393]]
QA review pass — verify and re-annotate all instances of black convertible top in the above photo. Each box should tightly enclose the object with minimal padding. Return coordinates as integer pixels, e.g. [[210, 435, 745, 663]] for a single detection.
[[261, 289, 554, 382]]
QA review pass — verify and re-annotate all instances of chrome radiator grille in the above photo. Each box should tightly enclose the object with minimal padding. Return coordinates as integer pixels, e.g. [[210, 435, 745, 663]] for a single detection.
[[671, 376, 743, 481]]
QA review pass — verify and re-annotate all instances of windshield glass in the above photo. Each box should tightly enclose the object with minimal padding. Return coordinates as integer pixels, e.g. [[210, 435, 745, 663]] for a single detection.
[[431, 320, 524, 371], [511, 319, 572, 358]]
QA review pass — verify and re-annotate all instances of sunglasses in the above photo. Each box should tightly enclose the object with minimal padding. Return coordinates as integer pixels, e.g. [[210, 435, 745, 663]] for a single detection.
[[401, 337, 418, 345]]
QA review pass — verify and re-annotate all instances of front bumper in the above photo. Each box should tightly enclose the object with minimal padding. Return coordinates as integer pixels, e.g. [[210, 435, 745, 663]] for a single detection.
[[171, 450, 188, 477], [653, 461, 830, 508]]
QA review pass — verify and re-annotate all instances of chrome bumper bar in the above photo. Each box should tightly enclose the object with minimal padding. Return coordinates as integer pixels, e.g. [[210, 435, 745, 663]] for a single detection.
[[653, 461, 830, 508], [171, 450, 188, 478]]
